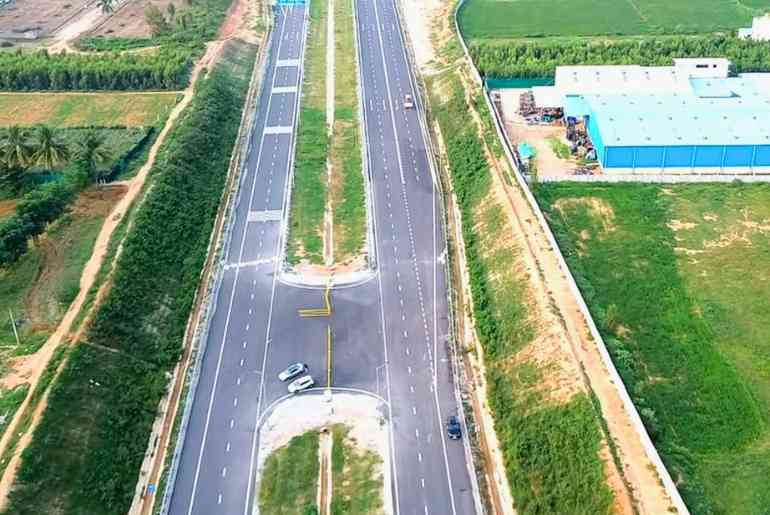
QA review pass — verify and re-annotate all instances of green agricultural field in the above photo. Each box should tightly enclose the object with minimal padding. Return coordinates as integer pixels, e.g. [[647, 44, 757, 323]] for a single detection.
[[536, 183, 770, 515], [458, 0, 770, 40], [0, 93, 178, 128]]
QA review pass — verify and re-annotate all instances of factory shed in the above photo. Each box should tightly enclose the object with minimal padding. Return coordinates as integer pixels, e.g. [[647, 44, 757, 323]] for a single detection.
[[583, 94, 770, 169], [558, 68, 770, 171]]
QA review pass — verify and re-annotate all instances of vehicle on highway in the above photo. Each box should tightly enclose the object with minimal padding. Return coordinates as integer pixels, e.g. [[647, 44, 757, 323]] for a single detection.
[[278, 362, 308, 382], [404, 93, 414, 109], [447, 416, 462, 440], [288, 375, 315, 394]]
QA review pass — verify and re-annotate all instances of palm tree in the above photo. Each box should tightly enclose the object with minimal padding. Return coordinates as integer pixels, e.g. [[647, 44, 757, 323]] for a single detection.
[[97, 0, 115, 14], [73, 130, 110, 181], [0, 127, 32, 192], [30, 125, 70, 170], [0, 126, 32, 170]]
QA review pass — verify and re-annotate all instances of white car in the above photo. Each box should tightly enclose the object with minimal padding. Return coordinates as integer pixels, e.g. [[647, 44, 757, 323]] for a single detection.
[[404, 94, 414, 109], [288, 375, 315, 394], [278, 362, 307, 382]]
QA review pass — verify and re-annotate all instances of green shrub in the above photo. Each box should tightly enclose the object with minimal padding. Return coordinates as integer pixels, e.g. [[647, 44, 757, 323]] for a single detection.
[[4, 41, 257, 515]]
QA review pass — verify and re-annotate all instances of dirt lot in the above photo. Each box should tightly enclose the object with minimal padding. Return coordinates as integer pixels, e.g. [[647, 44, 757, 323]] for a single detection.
[[89, 0, 186, 38], [0, 0, 92, 40], [496, 88, 591, 178]]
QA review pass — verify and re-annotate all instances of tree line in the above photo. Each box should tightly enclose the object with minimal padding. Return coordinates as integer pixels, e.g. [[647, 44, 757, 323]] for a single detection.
[[0, 46, 194, 91], [0, 126, 114, 266], [469, 35, 770, 77], [4, 41, 257, 514]]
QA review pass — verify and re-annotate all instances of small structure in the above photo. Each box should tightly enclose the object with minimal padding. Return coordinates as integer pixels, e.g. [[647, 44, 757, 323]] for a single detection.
[[739, 14, 770, 41]]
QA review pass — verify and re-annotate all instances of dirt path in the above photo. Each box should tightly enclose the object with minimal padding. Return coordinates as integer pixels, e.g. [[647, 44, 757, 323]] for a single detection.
[[323, 0, 335, 267], [452, 37, 677, 515], [0, 41, 219, 510], [317, 429, 332, 515]]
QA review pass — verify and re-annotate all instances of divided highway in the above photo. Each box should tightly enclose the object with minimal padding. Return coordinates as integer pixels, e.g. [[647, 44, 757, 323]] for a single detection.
[[164, 1, 478, 514]]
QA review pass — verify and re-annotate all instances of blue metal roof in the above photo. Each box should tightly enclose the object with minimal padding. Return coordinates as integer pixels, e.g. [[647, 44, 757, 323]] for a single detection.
[[583, 84, 770, 147]]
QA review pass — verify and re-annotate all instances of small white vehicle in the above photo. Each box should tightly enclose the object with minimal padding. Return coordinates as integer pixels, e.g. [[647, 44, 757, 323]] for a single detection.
[[288, 375, 315, 394], [278, 362, 308, 382], [404, 94, 414, 109]]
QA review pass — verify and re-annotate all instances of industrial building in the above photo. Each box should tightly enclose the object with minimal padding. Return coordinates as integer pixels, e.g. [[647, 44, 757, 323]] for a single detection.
[[531, 59, 770, 172], [739, 14, 770, 41]]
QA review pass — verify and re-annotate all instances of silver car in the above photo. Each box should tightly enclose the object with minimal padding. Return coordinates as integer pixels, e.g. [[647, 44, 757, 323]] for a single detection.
[[278, 362, 307, 382], [287, 375, 314, 394]]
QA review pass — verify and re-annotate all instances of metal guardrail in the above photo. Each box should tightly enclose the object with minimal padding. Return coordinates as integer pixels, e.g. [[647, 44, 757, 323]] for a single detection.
[[157, 21, 274, 515], [451, 0, 690, 514]]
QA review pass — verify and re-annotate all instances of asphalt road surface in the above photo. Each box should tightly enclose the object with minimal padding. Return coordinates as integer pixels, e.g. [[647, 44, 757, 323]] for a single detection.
[[165, 1, 478, 514]]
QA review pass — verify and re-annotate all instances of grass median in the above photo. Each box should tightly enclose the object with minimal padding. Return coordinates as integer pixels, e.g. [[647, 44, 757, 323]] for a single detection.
[[330, 0, 365, 263], [288, 0, 329, 265]]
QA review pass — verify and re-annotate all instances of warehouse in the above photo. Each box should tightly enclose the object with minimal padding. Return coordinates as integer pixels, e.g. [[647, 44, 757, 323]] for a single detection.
[[532, 59, 770, 172]]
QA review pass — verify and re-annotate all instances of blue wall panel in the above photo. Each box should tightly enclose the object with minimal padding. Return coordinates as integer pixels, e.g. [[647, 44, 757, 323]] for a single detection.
[[693, 146, 723, 167], [664, 146, 694, 167], [634, 146, 665, 168], [601, 145, 769, 169], [605, 147, 634, 168], [723, 145, 754, 167], [755, 146, 770, 166]]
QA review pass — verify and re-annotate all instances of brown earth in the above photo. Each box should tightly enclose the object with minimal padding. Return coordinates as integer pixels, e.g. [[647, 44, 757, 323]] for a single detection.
[[0, 0, 91, 40], [404, 0, 677, 513], [0, 40, 221, 510], [89, 0, 186, 39], [0, 200, 15, 221]]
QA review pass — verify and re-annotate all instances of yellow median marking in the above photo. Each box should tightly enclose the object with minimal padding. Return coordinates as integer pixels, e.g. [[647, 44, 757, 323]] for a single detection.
[[297, 281, 333, 317], [327, 324, 332, 388]]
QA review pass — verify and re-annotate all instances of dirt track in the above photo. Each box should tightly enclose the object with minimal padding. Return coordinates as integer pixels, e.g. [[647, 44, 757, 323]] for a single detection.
[[0, 41, 218, 511]]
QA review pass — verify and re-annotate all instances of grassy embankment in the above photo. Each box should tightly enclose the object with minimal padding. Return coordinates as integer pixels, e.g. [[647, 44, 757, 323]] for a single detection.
[[2, 39, 258, 515], [457, 0, 770, 40], [536, 183, 770, 515], [330, 0, 365, 263], [425, 18, 613, 512], [330, 425, 382, 515], [259, 431, 320, 515], [288, 0, 329, 264], [0, 93, 178, 127]]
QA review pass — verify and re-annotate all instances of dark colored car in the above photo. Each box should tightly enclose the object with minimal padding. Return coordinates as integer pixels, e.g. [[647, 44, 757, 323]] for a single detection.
[[447, 416, 462, 440]]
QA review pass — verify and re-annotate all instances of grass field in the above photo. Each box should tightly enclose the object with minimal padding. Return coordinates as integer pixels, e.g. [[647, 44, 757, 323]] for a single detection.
[[330, 0, 366, 264], [0, 93, 179, 128], [536, 183, 770, 514], [458, 0, 770, 40], [0, 186, 125, 365], [330, 425, 382, 515], [288, 0, 329, 265], [427, 53, 614, 511], [259, 431, 320, 515]]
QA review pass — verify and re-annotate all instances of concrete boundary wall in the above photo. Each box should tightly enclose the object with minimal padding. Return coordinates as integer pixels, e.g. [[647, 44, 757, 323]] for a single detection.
[[540, 173, 770, 183], [452, 1, 690, 514]]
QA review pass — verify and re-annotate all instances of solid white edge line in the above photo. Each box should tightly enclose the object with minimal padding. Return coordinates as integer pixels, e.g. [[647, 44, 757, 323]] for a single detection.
[[355, 2, 401, 514], [375, 0, 459, 513], [185, 8, 291, 515], [244, 6, 310, 515]]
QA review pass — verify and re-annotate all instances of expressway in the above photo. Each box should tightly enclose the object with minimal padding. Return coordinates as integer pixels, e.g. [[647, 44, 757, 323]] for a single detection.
[[164, 0, 478, 514]]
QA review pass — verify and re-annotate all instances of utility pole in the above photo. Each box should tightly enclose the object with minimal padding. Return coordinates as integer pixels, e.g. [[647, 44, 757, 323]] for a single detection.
[[8, 309, 20, 347]]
